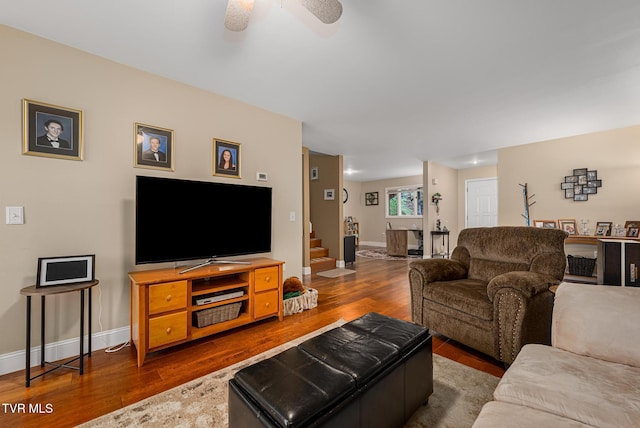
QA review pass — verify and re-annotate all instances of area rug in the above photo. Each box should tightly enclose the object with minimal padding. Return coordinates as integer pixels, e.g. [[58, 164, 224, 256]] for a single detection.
[[316, 268, 356, 278], [357, 248, 422, 260], [81, 320, 499, 428]]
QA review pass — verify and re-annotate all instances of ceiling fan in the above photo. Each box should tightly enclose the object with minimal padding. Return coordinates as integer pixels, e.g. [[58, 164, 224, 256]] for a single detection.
[[224, 0, 343, 32]]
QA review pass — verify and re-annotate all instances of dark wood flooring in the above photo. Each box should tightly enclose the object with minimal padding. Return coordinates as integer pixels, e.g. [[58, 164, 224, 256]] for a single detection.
[[0, 250, 504, 427]]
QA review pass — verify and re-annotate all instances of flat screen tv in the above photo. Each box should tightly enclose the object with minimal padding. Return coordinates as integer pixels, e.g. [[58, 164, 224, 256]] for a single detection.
[[135, 176, 272, 265]]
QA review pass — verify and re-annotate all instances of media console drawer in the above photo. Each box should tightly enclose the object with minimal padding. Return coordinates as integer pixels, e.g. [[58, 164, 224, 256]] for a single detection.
[[255, 267, 279, 292], [148, 280, 187, 314], [255, 289, 279, 319], [148, 311, 188, 348]]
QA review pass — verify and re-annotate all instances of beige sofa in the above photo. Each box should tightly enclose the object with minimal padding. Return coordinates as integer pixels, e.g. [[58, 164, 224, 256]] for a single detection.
[[473, 282, 640, 427]]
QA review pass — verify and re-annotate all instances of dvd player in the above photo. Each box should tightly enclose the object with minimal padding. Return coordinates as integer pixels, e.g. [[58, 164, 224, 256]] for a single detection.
[[195, 290, 244, 305]]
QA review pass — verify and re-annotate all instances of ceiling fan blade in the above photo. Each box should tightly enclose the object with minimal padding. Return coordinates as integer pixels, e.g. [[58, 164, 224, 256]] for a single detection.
[[299, 0, 343, 24], [224, 0, 255, 32]]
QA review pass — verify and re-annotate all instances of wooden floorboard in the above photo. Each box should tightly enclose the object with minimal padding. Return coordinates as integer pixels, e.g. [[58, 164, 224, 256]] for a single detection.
[[0, 250, 504, 427]]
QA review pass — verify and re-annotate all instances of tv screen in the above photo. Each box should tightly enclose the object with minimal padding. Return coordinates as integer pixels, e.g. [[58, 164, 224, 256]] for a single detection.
[[136, 176, 272, 265]]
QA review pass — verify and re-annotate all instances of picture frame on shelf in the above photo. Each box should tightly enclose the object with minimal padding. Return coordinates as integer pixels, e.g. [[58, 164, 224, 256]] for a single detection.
[[134, 122, 174, 171], [36, 255, 95, 288], [533, 220, 557, 229], [594, 221, 613, 236], [23, 99, 84, 161], [558, 219, 578, 235], [625, 221, 640, 237], [213, 138, 241, 178]]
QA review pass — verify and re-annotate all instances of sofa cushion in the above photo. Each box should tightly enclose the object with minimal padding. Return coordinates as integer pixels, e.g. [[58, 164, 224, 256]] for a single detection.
[[493, 344, 640, 428], [472, 401, 596, 427], [553, 283, 640, 368], [422, 279, 493, 321]]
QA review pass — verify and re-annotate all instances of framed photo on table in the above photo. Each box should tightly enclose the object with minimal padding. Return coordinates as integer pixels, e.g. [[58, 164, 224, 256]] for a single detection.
[[22, 99, 84, 161], [36, 255, 95, 288], [557, 219, 578, 235], [134, 123, 174, 171], [625, 221, 640, 238], [594, 221, 612, 237], [533, 220, 557, 229], [213, 138, 241, 178]]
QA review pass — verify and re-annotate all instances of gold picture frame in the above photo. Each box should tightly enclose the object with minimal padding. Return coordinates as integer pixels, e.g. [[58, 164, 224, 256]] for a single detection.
[[134, 123, 175, 171], [22, 99, 84, 161], [213, 138, 241, 178]]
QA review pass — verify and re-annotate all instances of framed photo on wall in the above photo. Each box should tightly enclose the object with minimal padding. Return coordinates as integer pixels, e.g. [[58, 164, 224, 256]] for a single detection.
[[213, 138, 241, 178], [22, 99, 83, 161], [134, 123, 174, 171]]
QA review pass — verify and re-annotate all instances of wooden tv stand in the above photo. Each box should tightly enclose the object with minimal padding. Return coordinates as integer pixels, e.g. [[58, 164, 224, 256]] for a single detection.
[[129, 257, 283, 366]]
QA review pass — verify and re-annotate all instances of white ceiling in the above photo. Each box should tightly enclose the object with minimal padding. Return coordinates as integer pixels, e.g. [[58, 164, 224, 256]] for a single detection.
[[4, 1, 640, 181]]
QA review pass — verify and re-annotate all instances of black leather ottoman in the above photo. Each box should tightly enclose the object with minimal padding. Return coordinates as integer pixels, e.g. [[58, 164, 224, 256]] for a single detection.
[[228, 313, 432, 427]]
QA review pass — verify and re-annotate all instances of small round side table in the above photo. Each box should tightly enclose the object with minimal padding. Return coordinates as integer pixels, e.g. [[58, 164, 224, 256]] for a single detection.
[[20, 280, 99, 387]]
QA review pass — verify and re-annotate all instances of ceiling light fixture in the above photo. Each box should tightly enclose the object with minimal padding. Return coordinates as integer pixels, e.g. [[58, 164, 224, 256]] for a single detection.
[[224, 0, 343, 32]]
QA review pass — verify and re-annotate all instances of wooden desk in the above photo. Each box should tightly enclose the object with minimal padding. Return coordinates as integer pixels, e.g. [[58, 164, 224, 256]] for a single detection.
[[20, 280, 99, 387], [386, 229, 424, 257]]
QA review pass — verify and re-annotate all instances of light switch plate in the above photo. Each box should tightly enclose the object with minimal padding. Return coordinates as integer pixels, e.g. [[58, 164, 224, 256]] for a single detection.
[[6, 206, 24, 225]]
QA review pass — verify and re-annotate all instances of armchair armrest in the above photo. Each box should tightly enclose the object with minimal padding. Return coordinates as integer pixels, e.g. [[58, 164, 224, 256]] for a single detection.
[[553, 283, 640, 367], [487, 271, 559, 302], [409, 259, 467, 284]]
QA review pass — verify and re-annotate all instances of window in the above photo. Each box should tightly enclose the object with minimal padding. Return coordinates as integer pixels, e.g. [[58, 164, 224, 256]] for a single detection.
[[386, 185, 423, 218]]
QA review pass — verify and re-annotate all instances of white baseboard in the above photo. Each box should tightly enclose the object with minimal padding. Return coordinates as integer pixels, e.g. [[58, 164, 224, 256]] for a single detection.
[[302, 266, 311, 275], [359, 241, 386, 247], [336, 260, 345, 268], [0, 326, 130, 376]]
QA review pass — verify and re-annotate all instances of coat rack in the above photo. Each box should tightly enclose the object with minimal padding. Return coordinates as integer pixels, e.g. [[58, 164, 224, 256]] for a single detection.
[[519, 183, 536, 226]]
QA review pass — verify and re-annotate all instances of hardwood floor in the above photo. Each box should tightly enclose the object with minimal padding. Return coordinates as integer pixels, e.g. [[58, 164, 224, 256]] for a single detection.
[[0, 251, 504, 427]]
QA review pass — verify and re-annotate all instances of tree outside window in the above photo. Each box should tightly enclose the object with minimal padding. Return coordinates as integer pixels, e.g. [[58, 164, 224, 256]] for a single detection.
[[386, 185, 423, 218]]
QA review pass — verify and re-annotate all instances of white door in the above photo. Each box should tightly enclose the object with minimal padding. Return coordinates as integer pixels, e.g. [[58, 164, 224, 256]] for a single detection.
[[466, 178, 498, 227]]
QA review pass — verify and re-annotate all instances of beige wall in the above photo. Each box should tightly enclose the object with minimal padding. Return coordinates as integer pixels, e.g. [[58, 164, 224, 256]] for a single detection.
[[309, 154, 343, 260], [498, 126, 640, 229], [359, 175, 423, 246], [0, 26, 302, 356]]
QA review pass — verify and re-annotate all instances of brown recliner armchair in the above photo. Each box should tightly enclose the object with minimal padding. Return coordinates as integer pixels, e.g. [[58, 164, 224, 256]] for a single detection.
[[408, 226, 567, 364]]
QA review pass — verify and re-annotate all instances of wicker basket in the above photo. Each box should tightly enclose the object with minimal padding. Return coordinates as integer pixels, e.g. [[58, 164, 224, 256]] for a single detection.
[[193, 302, 242, 328], [567, 255, 596, 276]]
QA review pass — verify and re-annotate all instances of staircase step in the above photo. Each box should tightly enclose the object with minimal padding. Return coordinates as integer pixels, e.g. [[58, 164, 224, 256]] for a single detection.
[[310, 246, 329, 259], [310, 257, 337, 273], [310, 230, 316, 239], [310, 238, 322, 248]]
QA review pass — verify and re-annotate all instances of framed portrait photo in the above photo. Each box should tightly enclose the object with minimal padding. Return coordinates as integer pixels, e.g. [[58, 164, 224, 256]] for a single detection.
[[558, 218, 578, 235], [213, 138, 241, 178], [134, 123, 174, 171], [36, 255, 95, 288], [625, 221, 640, 238], [22, 99, 83, 161]]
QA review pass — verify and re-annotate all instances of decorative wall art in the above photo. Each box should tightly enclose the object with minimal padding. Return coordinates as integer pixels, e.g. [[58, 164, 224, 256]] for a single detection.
[[134, 123, 174, 171], [310, 167, 319, 181], [365, 192, 379, 206], [561, 168, 602, 201], [23, 99, 84, 161]]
